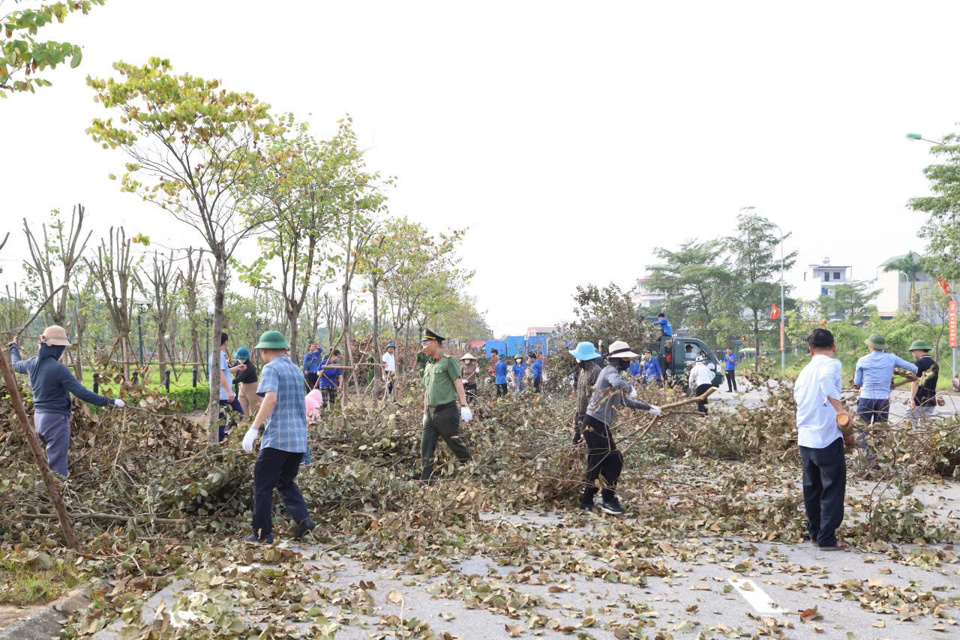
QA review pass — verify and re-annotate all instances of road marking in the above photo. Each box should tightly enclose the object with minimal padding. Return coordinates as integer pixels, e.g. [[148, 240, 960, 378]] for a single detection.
[[728, 577, 781, 615]]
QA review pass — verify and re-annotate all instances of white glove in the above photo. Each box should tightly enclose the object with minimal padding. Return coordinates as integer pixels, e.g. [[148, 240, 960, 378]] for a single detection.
[[423, 413, 429, 428], [628, 387, 638, 399], [113, 398, 125, 408], [460, 406, 473, 423], [648, 405, 662, 416], [242, 426, 259, 453]]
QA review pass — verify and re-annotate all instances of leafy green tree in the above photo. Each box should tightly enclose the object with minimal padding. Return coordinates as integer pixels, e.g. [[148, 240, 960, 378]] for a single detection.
[[727, 214, 798, 370], [87, 58, 275, 442], [882, 251, 924, 313], [0, 0, 103, 96], [647, 240, 734, 346], [909, 133, 960, 281], [245, 115, 347, 362], [817, 281, 877, 323]]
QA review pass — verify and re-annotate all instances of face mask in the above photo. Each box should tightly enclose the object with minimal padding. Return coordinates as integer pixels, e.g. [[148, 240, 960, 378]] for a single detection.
[[615, 358, 630, 372]]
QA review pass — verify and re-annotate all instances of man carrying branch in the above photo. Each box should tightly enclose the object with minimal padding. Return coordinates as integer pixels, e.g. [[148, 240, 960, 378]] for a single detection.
[[9, 326, 124, 479]]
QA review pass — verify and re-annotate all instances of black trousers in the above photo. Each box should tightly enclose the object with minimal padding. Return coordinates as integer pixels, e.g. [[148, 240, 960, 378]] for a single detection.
[[305, 372, 319, 391], [581, 414, 623, 502], [800, 438, 846, 547], [252, 447, 309, 540], [694, 384, 712, 414], [420, 405, 472, 482], [463, 383, 477, 403], [496, 383, 508, 397], [725, 370, 737, 392], [533, 377, 542, 393], [320, 387, 337, 407], [218, 397, 244, 442]]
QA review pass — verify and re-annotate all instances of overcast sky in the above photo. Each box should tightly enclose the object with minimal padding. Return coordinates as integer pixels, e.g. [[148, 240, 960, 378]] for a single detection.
[[1, 1, 957, 336]]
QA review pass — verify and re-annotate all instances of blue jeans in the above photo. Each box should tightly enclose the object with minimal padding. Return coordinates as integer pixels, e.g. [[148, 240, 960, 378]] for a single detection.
[[857, 397, 890, 425], [35, 413, 70, 478], [800, 437, 846, 547]]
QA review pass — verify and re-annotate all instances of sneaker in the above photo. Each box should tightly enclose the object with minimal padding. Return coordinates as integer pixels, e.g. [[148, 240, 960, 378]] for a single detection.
[[293, 517, 316, 541], [578, 499, 595, 512], [244, 532, 274, 544], [598, 498, 625, 516]]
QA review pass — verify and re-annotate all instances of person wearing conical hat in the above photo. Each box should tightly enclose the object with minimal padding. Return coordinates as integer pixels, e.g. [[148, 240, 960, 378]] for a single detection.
[[459, 352, 479, 403], [854, 334, 918, 425], [241, 330, 315, 544], [580, 340, 661, 515], [419, 329, 473, 483], [908, 339, 939, 426], [9, 326, 124, 479]]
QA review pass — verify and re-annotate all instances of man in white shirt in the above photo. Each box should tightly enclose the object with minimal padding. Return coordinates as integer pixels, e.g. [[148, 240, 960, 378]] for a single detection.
[[688, 355, 715, 415], [381, 342, 396, 396], [794, 328, 853, 551]]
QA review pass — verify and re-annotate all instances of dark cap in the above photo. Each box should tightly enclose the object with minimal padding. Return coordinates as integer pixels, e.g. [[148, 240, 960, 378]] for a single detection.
[[423, 328, 445, 344]]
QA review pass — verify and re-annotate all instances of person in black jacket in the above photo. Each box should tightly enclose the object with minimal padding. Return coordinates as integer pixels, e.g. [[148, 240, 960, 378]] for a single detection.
[[233, 347, 260, 421]]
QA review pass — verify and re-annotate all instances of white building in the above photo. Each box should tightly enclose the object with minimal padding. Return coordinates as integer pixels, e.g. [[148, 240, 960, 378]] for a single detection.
[[634, 275, 667, 310], [873, 252, 936, 319], [800, 257, 853, 301]]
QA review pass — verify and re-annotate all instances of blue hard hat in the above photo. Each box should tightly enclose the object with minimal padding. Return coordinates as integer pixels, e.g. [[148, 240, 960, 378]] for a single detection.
[[568, 341, 601, 361], [386, 342, 395, 348], [234, 347, 250, 360]]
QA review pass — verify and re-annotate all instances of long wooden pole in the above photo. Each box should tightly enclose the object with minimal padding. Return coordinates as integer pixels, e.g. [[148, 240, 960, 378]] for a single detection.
[[0, 349, 79, 550]]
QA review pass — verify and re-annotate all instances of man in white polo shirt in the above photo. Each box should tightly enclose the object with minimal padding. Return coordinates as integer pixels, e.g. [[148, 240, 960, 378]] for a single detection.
[[381, 342, 396, 396], [794, 328, 853, 551]]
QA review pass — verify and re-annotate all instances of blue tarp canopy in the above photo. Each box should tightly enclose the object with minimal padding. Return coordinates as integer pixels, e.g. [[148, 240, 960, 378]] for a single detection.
[[526, 335, 548, 356], [505, 336, 526, 357], [485, 340, 506, 358]]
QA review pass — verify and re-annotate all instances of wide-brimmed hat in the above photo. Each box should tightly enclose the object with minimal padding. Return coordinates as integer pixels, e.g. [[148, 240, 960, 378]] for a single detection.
[[568, 341, 600, 361], [255, 330, 290, 350], [908, 339, 932, 352], [865, 334, 887, 350], [460, 352, 477, 361], [40, 325, 71, 347], [234, 347, 250, 360], [607, 340, 639, 359]]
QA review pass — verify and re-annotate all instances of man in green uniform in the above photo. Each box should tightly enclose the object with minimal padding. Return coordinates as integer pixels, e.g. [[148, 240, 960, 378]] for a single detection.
[[420, 328, 473, 483]]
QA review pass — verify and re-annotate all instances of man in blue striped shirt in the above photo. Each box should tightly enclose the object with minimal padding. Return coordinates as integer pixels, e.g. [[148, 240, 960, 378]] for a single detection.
[[241, 331, 314, 544], [854, 334, 918, 425]]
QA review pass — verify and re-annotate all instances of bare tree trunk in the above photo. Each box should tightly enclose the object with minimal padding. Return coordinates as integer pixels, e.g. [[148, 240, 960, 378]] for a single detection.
[[207, 254, 229, 444]]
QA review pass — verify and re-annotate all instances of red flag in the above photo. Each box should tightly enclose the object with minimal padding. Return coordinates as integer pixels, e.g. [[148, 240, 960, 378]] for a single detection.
[[770, 303, 780, 320], [939, 278, 953, 295]]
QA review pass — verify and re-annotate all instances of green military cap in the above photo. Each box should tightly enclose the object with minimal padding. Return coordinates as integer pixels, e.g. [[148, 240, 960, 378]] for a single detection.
[[255, 330, 290, 350], [864, 334, 887, 350], [908, 339, 932, 352]]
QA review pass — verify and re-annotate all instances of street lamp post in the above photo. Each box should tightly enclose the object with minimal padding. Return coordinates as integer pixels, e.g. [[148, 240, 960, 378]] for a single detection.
[[907, 132, 957, 379], [752, 214, 786, 372]]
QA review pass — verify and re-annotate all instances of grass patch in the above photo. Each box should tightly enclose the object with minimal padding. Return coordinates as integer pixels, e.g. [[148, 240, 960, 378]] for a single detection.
[[0, 550, 79, 605]]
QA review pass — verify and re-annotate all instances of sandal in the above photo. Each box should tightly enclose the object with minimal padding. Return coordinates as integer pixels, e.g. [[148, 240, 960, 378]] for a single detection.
[[819, 541, 849, 552]]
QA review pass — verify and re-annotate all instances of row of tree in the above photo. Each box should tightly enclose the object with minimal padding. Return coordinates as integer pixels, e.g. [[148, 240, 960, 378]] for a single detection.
[[2, 54, 491, 441]]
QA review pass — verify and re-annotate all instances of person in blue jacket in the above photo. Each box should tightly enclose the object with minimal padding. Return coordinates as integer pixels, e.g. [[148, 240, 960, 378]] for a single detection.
[[723, 347, 738, 392], [627, 359, 642, 378], [10, 325, 124, 478], [653, 313, 673, 337], [317, 350, 343, 407], [301, 344, 322, 390], [494, 353, 509, 398], [642, 349, 663, 386], [511, 356, 526, 392], [529, 353, 544, 393]]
